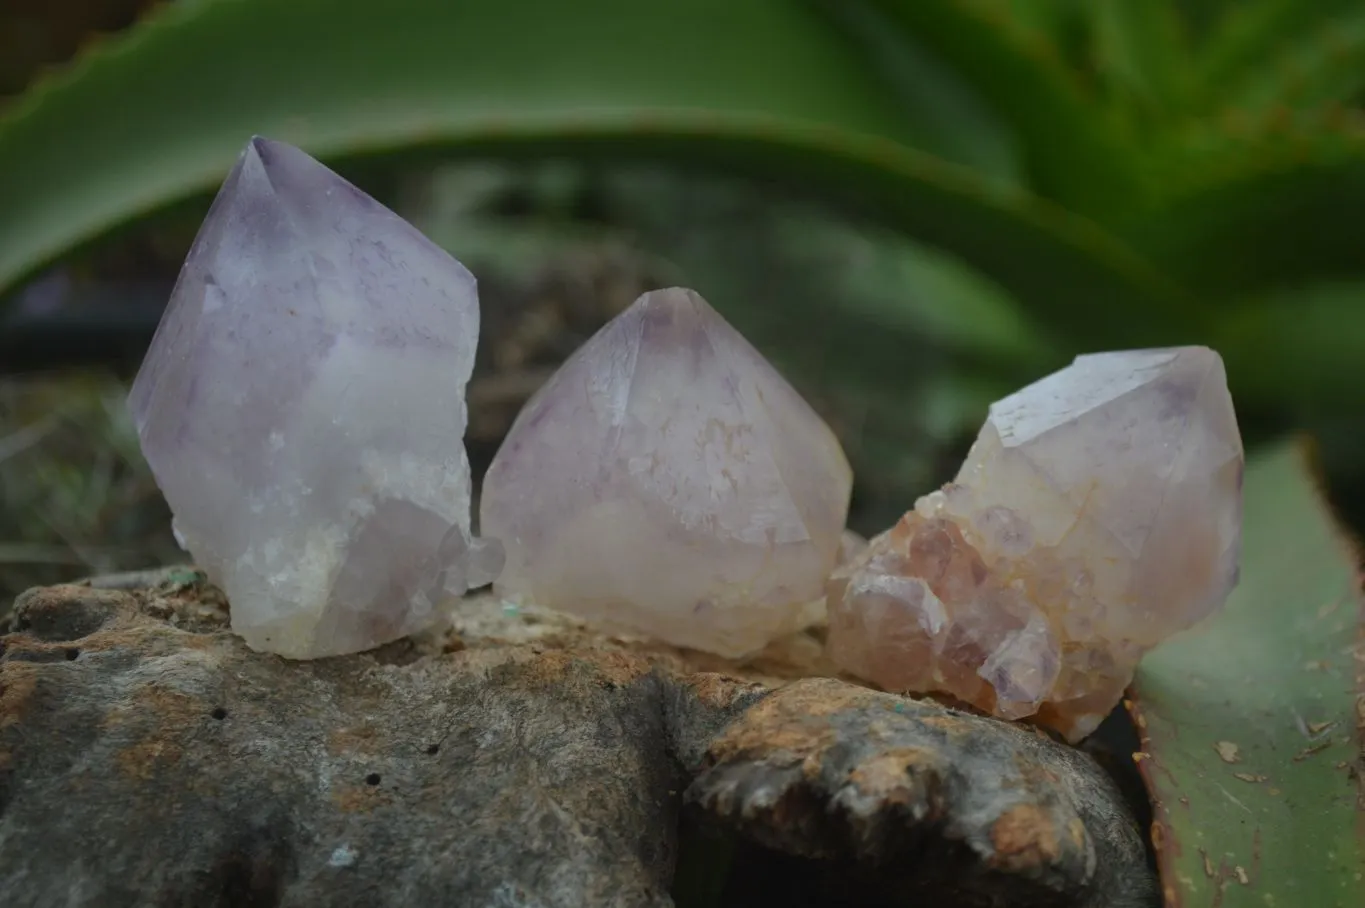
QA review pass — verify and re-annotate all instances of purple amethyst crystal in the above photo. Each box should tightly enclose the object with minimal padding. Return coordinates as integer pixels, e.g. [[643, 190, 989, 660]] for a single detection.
[[130, 137, 500, 658]]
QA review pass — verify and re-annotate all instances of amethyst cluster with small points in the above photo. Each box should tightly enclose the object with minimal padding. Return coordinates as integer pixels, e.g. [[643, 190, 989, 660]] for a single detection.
[[827, 348, 1243, 739]]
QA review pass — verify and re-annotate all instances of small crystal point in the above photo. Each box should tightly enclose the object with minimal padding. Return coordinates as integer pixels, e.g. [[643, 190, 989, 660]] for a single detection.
[[480, 287, 853, 656], [827, 347, 1243, 740], [129, 137, 492, 659]]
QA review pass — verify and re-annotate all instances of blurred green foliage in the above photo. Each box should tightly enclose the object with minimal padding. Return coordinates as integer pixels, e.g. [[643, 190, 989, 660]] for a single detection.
[[2, 0, 1364, 474], [0, 1, 1361, 904]]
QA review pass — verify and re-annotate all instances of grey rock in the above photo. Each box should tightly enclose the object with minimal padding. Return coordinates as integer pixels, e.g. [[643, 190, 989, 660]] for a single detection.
[[0, 572, 1155, 907]]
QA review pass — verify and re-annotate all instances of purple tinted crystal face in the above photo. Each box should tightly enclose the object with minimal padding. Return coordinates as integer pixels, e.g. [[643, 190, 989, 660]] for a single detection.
[[129, 137, 493, 658], [479, 287, 853, 657]]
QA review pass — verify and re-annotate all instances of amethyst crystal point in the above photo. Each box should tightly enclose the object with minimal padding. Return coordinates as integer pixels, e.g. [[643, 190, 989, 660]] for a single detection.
[[826, 347, 1243, 741], [480, 288, 853, 657], [129, 137, 500, 659]]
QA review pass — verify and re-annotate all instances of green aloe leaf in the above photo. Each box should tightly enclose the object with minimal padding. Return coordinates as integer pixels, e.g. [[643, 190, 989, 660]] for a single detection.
[[1221, 10, 1365, 112], [1121, 128, 1365, 296], [0, 0, 1188, 352], [1130, 442, 1365, 907], [0, 0, 919, 293], [1216, 282, 1365, 418], [853, 0, 1150, 214], [1196, 0, 1363, 103], [1087, 0, 1192, 116], [798, 0, 1023, 188]]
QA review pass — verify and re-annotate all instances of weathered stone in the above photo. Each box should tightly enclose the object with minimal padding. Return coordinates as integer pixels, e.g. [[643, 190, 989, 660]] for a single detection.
[[828, 347, 1243, 741], [481, 287, 853, 658], [0, 574, 1154, 907], [686, 680, 1156, 907], [128, 137, 499, 660]]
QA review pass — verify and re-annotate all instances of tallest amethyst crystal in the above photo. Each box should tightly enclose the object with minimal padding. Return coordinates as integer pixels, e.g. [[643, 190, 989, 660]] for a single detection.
[[130, 137, 500, 658]]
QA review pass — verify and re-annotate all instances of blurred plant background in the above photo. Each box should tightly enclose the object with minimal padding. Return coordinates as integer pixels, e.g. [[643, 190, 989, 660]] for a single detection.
[[0, 1, 1362, 902]]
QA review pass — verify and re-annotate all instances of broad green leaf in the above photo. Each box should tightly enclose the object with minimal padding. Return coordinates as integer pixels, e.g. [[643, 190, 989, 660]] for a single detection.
[[1216, 282, 1365, 419], [0, 0, 916, 292], [973, 0, 1096, 81], [855, 0, 1150, 214], [0, 0, 1189, 350], [1222, 10, 1365, 113], [801, 0, 1024, 187], [1130, 442, 1365, 907], [1088, 0, 1192, 116], [1121, 130, 1365, 295], [980, 0, 1086, 36], [1196, 0, 1362, 102], [1153, 0, 1234, 46]]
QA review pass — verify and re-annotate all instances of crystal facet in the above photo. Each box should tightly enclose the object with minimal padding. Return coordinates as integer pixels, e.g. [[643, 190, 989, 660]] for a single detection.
[[129, 137, 500, 659], [827, 347, 1243, 740], [480, 287, 853, 656]]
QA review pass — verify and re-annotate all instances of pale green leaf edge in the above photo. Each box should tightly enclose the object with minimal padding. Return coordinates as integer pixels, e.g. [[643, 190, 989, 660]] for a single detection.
[[1131, 440, 1364, 906]]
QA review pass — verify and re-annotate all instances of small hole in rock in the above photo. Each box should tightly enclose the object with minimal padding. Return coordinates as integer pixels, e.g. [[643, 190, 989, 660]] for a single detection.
[[365, 773, 381, 786], [211, 707, 228, 721], [425, 743, 440, 755], [64, 648, 80, 661]]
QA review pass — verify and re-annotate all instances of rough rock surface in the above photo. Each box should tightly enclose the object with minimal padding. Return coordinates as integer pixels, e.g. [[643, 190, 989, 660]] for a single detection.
[[0, 572, 1155, 907]]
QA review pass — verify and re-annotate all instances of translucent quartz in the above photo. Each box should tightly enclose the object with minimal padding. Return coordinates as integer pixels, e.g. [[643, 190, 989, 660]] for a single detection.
[[129, 137, 501, 659], [827, 347, 1243, 740], [480, 288, 853, 656]]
